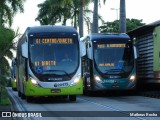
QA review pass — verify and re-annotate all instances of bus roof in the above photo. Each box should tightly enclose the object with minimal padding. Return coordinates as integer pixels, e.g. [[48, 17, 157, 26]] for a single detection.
[[25, 25, 77, 34], [82, 33, 130, 41]]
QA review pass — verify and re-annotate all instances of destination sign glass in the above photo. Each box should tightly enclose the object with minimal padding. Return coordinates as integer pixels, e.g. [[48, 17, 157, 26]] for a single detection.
[[97, 44, 126, 48], [34, 38, 73, 44], [34, 60, 56, 67], [99, 63, 115, 67]]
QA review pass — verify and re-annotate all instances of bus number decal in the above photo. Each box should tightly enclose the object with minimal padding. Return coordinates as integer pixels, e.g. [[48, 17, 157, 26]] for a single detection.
[[54, 82, 69, 87]]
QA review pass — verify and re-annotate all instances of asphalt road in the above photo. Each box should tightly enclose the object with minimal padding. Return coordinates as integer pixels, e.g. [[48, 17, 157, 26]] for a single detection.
[[4, 87, 160, 120]]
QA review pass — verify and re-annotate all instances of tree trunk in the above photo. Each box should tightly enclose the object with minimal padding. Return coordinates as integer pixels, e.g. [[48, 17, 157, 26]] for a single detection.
[[79, 0, 84, 37], [92, 0, 98, 33], [119, 0, 126, 33]]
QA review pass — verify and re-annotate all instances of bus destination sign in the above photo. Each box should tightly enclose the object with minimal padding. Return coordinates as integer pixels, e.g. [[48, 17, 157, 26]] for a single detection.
[[97, 44, 126, 48], [35, 38, 73, 44]]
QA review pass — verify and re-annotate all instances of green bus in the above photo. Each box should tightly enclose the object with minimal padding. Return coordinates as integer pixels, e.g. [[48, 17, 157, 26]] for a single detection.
[[81, 33, 137, 93], [16, 26, 83, 102]]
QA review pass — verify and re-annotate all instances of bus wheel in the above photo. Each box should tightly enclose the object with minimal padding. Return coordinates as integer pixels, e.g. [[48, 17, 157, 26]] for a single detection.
[[69, 95, 76, 101], [26, 96, 33, 103]]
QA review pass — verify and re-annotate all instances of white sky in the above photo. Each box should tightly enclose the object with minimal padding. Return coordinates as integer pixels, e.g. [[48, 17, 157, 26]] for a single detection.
[[12, 0, 160, 34]]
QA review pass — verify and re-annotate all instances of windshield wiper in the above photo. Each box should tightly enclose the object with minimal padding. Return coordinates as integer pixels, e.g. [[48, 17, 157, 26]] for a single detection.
[[43, 70, 71, 78], [105, 69, 125, 74]]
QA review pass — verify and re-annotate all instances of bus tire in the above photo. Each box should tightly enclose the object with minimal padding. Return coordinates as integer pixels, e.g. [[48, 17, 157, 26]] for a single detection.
[[26, 96, 33, 103], [69, 95, 76, 101]]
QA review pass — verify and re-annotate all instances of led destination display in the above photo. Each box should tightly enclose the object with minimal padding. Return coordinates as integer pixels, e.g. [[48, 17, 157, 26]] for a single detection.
[[97, 44, 126, 48], [35, 38, 73, 44]]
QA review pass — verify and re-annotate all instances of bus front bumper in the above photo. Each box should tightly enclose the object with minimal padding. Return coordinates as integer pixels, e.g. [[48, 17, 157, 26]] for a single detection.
[[25, 80, 83, 97]]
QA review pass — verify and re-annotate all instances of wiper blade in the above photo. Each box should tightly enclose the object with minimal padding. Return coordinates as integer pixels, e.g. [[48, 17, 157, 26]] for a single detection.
[[105, 69, 125, 74], [43, 70, 71, 78]]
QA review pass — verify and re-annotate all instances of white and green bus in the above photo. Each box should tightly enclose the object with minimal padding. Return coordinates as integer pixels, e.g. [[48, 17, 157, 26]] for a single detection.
[[16, 26, 84, 102]]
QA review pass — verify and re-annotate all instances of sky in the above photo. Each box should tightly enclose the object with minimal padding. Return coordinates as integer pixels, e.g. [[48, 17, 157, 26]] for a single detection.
[[12, 0, 160, 34]]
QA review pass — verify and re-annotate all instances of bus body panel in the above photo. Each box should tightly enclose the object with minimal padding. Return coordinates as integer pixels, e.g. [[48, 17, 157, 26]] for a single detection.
[[92, 67, 136, 90], [25, 78, 83, 96]]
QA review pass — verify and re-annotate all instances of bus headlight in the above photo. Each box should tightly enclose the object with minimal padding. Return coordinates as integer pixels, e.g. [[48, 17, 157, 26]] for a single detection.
[[30, 77, 39, 87], [130, 75, 135, 81], [71, 74, 81, 86], [94, 75, 101, 82], [74, 77, 80, 84]]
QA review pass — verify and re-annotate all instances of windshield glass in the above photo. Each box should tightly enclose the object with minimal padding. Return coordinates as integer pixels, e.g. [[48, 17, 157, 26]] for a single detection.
[[94, 42, 134, 75], [29, 36, 79, 76]]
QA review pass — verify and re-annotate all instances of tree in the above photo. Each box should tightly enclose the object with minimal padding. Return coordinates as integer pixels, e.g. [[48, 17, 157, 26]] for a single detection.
[[0, 0, 25, 26], [36, 0, 92, 36], [99, 18, 145, 33], [0, 27, 18, 84], [91, 0, 98, 33], [91, 0, 106, 33], [0, 0, 25, 84], [79, 0, 84, 37]]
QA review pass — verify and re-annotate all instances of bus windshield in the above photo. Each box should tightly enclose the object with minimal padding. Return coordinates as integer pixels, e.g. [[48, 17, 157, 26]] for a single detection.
[[29, 37, 79, 77], [93, 42, 134, 75]]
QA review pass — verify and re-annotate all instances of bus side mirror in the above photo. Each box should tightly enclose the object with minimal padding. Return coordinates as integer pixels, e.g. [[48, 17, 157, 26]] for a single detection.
[[133, 46, 139, 59], [21, 42, 28, 58], [80, 41, 86, 57]]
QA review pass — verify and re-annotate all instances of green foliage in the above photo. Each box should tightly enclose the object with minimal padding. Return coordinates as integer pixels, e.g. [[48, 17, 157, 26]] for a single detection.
[[0, 27, 16, 85], [0, 0, 23, 106], [0, 84, 11, 105], [126, 19, 145, 31], [99, 18, 146, 33], [36, 0, 92, 26], [0, 28, 15, 51], [0, 0, 24, 85], [0, 0, 25, 26], [99, 20, 119, 33]]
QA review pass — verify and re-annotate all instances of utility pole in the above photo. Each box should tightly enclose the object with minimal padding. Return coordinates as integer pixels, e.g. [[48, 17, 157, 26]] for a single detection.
[[111, 8, 119, 20]]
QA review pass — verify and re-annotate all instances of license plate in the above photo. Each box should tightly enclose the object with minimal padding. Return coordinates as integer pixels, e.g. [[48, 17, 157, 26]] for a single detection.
[[51, 89, 61, 93]]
